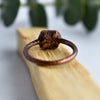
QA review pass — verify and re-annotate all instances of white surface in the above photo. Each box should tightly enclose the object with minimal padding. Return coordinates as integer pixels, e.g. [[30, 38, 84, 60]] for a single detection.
[[0, 4, 100, 100]]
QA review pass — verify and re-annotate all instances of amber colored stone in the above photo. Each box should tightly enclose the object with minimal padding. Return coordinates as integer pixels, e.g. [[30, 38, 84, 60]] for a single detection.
[[38, 30, 61, 49]]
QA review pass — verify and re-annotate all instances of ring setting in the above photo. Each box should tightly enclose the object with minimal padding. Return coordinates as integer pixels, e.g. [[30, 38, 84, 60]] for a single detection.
[[23, 30, 78, 66]]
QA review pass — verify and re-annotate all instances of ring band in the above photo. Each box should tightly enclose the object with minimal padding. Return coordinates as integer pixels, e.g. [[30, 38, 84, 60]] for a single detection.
[[23, 30, 78, 66]]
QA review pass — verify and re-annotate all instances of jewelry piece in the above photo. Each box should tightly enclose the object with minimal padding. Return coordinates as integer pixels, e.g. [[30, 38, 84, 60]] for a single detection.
[[23, 30, 78, 66]]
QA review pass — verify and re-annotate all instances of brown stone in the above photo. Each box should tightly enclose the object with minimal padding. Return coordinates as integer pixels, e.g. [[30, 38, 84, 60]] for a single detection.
[[38, 30, 61, 49]]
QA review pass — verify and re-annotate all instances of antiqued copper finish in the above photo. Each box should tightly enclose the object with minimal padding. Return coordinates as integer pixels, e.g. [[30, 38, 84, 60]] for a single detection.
[[23, 30, 78, 66]]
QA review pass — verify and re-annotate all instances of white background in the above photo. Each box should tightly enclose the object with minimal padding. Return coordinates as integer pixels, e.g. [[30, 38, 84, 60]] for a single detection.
[[0, 0, 100, 100]]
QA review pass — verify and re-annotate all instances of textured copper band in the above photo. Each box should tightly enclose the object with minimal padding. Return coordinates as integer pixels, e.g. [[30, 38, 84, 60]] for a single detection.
[[23, 30, 78, 66]]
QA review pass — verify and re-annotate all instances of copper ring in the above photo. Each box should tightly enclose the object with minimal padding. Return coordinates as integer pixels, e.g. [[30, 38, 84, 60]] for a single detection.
[[23, 30, 78, 66]]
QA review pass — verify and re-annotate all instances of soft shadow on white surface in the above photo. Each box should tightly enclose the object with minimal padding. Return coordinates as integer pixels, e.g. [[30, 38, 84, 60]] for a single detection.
[[0, 50, 38, 100]]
